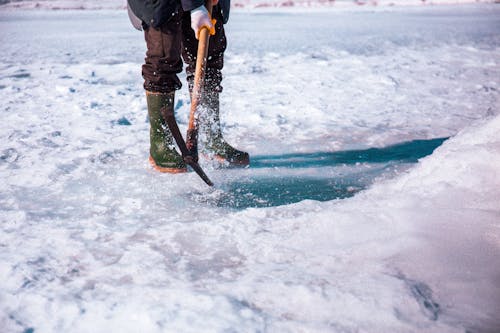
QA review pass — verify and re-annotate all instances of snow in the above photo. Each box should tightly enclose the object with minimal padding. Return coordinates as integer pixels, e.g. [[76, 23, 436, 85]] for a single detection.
[[0, 0, 496, 10], [0, 0, 125, 10], [1, 4, 500, 333]]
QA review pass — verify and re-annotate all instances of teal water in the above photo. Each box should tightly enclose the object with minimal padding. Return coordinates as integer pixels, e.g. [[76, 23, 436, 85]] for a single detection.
[[207, 138, 448, 209], [250, 138, 448, 169]]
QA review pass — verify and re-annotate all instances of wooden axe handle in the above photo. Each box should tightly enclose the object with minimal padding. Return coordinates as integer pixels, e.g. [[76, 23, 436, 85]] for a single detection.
[[188, 0, 213, 131]]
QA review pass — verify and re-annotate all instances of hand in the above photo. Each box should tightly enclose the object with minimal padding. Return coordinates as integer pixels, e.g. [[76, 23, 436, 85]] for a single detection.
[[190, 5, 213, 40]]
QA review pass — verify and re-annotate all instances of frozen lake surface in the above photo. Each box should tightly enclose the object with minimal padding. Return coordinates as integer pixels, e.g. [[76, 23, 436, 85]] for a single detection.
[[0, 4, 499, 332]]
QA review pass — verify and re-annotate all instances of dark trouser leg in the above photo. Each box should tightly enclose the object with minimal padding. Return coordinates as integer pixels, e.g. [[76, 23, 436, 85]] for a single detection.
[[181, 6, 226, 93], [180, 8, 249, 166], [143, 12, 184, 93]]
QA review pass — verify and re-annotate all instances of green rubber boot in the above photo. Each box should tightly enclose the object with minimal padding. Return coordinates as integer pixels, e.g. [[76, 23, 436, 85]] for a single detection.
[[146, 91, 187, 173], [200, 92, 250, 166]]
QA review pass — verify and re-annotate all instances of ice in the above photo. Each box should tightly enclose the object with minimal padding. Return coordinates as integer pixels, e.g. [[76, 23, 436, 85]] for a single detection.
[[1, 4, 499, 333], [0, 0, 495, 10]]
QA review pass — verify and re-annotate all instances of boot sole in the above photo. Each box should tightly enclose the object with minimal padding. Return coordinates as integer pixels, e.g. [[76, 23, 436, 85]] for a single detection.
[[149, 156, 188, 173], [204, 153, 250, 167]]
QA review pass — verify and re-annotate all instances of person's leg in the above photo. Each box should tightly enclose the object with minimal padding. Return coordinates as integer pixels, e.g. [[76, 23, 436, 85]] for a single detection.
[[143, 13, 187, 172], [181, 7, 249, 166]]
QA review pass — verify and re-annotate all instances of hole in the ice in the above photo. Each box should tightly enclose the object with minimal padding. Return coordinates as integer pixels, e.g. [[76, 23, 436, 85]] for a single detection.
[[213, 173, 367, 208], [200, 138, 448, 209]]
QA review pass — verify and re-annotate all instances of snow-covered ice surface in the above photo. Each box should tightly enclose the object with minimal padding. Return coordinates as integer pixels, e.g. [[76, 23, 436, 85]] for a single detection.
[[1, 4, 499, 332], [0, 0, 126, 10], [0, 0, 495, 10]]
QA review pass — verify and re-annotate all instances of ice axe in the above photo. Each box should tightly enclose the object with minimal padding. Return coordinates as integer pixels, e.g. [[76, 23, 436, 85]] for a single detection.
[[163, 0, 215, 186]]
